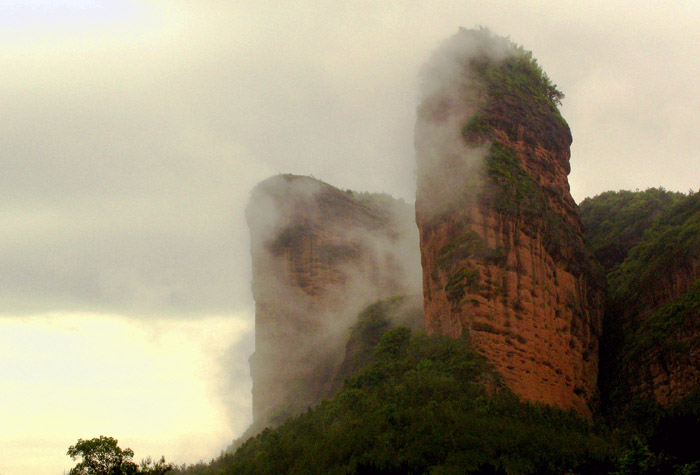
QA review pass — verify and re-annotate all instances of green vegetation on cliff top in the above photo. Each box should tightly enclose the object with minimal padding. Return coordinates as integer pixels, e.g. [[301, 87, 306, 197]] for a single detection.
[[457, 31, 594, 283], [609, 192, 700, 309], [580, 188, 686, 272]]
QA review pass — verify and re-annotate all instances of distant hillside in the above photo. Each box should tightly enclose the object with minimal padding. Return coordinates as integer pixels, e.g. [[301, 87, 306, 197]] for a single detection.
[[580, 188, 685, 272]]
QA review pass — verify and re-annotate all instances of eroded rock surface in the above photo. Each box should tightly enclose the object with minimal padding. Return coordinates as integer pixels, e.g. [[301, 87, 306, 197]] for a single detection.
[[414, 29, 604, 416]]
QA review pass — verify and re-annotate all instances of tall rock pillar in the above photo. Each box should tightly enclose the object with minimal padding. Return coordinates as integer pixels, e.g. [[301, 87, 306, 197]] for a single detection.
[[246, 174, 419, 430], [414, 29, 604, 417]]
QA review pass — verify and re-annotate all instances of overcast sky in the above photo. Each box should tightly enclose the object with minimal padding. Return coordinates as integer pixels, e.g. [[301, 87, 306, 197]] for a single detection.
[[2, 1, 699, 473]]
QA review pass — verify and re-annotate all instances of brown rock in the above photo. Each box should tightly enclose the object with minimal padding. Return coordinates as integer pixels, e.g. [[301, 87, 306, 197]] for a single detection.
[[415, 29, 604, 417], [246, 174, 420, 430]]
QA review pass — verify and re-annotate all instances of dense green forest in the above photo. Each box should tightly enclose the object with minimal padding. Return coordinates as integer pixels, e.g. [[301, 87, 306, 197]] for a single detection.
[[173, 320, 698, 474], [580, 188, 686, 271], [582, 190, 700, 474], [175, 327, 619, 475], [584, 191, 700, 426], [582, 190, 700, 386]]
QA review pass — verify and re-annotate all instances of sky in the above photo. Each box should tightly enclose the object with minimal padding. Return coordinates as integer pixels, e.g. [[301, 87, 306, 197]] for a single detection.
[[1, 1, 699, 473]]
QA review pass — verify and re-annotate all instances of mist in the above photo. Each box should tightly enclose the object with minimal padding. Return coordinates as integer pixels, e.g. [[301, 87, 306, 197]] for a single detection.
[[415, 28, 530, 221], [4, 2, 700, 473], [244, 175, 422, 432]]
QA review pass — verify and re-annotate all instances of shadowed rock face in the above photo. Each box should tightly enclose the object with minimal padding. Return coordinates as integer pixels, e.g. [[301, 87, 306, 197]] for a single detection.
[[414, 28, 604, 417], [596, 192, 700, 411], [622, 273, 700, 408], [246, 174, 420, 430]]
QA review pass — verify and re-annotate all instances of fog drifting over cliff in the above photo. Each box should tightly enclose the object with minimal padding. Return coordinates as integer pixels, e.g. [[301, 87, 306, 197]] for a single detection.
[[415, 28, 515, 219], [3, 1, 700, 474], [245, 175, 422, 430]]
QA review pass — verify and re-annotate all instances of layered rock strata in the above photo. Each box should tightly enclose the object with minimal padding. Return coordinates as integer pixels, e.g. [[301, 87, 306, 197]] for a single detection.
[[246, 174, 420, 430], [414, 28, 604, 417]]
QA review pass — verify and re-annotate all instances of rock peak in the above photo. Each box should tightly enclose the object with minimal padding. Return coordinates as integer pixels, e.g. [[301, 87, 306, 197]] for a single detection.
[[414, 29, 604, 417]]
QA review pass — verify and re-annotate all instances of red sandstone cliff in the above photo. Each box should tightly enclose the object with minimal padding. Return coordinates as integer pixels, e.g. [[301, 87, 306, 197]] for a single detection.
[[414, 29, 604, 417], [246, 174, 420, 430]]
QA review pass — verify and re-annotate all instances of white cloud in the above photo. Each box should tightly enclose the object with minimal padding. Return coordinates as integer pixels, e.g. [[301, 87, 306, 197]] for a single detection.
[[0, 312, 253, 475]]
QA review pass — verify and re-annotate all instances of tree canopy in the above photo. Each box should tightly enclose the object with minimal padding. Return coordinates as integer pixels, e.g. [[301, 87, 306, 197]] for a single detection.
[[67, 436, 138, 475], [67, 436, 173, 475]]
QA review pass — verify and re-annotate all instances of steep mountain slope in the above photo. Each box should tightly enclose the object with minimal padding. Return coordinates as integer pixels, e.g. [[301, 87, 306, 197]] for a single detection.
[[180, 330, 619, 475], [599, 192, 700, 410], [331, 295, 425, 391], [414, 28, 604, 416], [245, 174, 421, 431], [580, 188, 685, 272]]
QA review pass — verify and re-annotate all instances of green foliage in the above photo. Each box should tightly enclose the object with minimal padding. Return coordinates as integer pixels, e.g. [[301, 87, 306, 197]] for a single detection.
[[445, 266, 480, 303], [461, 112, 491, 141], [374, 326, 412, 359], [623, 278, 700, 364], [180, 330, 619, 474], [334, 296, 425, 387], [611, 437, 661, 475], [139, 456, 175, 475], [599, 193, 700, 388], [609, 192, 700, 308], [580, 188, 686, 271], [67, 436, 139, 475], [676, 462, 700, 475], [594, 192, 700, 471], [609, 404, 700, 475], [67, 437, 172, 475], [464, 39, 569, 152], [485, 143, 542, 217], [348, 299, 393, 345], [437, 231, 504, 269]]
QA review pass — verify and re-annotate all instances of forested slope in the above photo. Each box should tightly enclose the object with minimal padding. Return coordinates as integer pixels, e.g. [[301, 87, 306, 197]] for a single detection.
[[584, 190, 700, 471], [177, 327, 619, 475], [580, 188, 685, 271]]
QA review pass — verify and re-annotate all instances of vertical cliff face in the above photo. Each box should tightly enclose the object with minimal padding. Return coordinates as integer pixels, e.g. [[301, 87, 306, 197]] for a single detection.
[[599, 192, 700, 410], [246, 174, 420, 430], [414, 28, 604, 416]]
